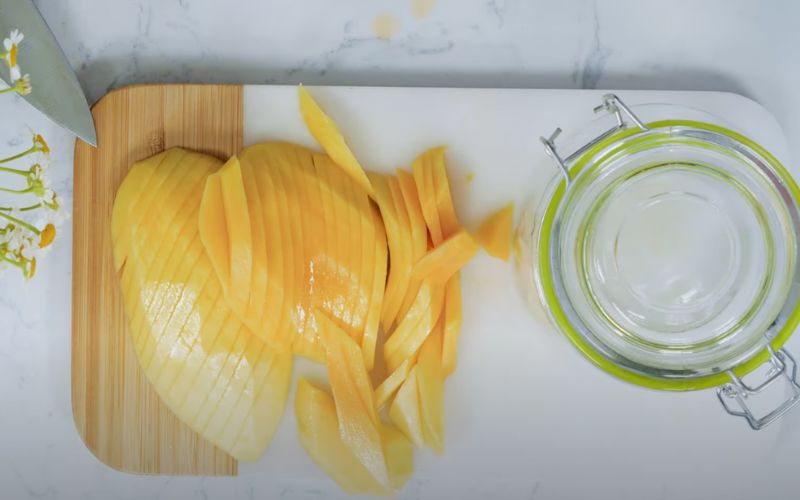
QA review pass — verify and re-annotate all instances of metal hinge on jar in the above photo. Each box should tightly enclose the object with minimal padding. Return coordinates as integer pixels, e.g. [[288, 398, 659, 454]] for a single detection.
[[717, 345, 800, 430], [539, 94, 649, 187]]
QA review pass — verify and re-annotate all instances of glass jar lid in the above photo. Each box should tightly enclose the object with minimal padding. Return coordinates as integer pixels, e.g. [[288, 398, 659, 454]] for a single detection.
[[536, 97, 800, 391]]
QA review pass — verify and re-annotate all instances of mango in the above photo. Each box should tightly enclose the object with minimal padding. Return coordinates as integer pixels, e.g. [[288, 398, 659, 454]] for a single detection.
[[417, 322, 445, 453], [442, 275, 463, 377], [113, 148, 292, 461], [412, 230, 479, 285], [298, 85, 374, 198], [316, 311, 390, 490], [474, 202, 515, 261], [389, 368, 425, 448]]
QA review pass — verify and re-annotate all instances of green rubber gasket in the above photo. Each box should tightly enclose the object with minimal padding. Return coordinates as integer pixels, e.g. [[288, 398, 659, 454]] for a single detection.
[[537, 119, 800, 391]]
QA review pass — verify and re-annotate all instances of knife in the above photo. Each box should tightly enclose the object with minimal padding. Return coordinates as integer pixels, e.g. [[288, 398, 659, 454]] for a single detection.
[[0, 0, 96, 146]]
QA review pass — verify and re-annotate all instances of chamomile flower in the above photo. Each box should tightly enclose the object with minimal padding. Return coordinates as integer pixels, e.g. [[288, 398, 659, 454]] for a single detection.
[[3, 29, 23, 70]]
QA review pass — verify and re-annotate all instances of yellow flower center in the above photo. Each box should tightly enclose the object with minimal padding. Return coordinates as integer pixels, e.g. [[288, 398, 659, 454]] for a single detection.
[[9, 44, 17, 67], [39, 223, 55, 248]]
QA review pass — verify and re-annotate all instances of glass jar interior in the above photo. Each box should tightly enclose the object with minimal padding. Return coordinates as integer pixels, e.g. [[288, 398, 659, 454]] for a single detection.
[[536, 122, 800, 381]]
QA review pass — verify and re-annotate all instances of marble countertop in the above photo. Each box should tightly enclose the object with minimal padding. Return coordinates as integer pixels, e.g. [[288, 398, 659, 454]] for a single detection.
[[3, 0, 800, 498]]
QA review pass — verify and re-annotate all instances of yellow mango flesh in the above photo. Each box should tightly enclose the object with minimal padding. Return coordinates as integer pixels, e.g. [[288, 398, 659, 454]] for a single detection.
[[296, 379, 413, 495], [389, 368, 425, 448], [368, 172, 411, 332], [384, 282, 446, 372], [198, 172, 230, 288], [199, 142, 381, 362], [112, 147, 292, 461], [417, 322, 445, 453], [430, 147, 460, 239], [316, 311, 390, 490], [298, 85, 375, 198], [412, 230, 479, 285], [395, 168, 429, 320], [474, 202, 515, 261], [362, 205, 387, 371], [295, 379, 388, 495], [380, 423, 414, 491], [219, 156, 253, 307], [374, 357, 415, 410], [412, 147, 445, 246], [442, 275, 463, 377]]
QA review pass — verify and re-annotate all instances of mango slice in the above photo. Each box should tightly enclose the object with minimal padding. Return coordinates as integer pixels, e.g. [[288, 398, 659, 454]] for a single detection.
[[374, 357, 415, 409], [380, 424, 414, 491], [198, 171, 230, 288], [474, 202, 515, 261], [362, 205, 387, 371], [384, 282, 446, 372], [316, 311, 390, 490], [368, 172, 412, 331], [219, 156, 254, 308], [296, 379, 412, 495], [417, 322, 445, 453], [430, 147, 460, 239], [298, 85, 375, 198], [442, 275, 463, 377], [389, 368, 425, 448], [199, 142, 381, 361], [412, 147, 445, 246], [395, 168, 428, 320], [412, 230, 479, 285], [113, 148, 292, 461], [295, 379, 388, 495]]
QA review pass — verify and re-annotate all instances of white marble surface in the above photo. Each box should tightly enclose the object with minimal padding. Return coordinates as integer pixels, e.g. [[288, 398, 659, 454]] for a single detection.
[[2, 0, 800, 498]]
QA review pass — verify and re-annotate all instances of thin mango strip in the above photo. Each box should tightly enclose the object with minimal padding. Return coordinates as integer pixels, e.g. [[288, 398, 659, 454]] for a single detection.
[[316, 311, 391, 490], [417, 321, 444, 453], [412, 147, 445, 245], [411, 230, 479, 285], [374, 357, 415, 409], [395, 168, 428, 320], [384, 282, 446, 372], [441, 274, 463, 377], [299, 85, 375, 198]]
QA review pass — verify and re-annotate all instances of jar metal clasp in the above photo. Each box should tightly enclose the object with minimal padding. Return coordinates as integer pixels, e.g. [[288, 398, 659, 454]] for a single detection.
[[539, 94, 649, 187], [717, 345, 800, 430]]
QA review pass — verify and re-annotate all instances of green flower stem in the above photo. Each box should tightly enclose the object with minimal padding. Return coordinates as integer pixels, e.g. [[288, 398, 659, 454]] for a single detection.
[[0, 165, 28, 176], [0, 185, 32, 194], [0, 145, 35, 164], [0, 203, 41, 212], [0, 252, 26, 271], [0, 210, 40, 234]]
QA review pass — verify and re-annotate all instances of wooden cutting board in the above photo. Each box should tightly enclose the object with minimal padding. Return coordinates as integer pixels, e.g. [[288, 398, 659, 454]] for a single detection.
[[72, 84, 243, 475], [72, 84, 791, 482]]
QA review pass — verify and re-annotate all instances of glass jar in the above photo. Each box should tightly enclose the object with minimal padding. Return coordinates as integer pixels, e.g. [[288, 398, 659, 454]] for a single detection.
[[517, 94, 800, 429]]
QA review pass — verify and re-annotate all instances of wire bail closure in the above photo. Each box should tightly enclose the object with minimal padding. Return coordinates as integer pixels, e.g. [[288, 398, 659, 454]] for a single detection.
[[717, 345, 800, 430], [540, 94, 649, 187]]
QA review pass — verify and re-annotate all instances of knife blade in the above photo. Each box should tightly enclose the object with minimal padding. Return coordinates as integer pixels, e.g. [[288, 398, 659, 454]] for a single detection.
[[0, 0, 96, 146]]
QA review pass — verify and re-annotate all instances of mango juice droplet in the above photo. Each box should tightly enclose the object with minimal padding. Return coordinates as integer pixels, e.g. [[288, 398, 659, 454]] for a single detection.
[[372, 13, 401, 40]]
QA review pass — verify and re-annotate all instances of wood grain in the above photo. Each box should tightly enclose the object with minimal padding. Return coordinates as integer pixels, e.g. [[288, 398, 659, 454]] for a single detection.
[[72, 85, 243, 475]]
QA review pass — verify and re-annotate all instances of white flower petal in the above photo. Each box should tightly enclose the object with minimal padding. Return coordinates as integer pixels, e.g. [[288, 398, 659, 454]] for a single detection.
[[3, 38, 10, 51], [9, 65, 20, 82]]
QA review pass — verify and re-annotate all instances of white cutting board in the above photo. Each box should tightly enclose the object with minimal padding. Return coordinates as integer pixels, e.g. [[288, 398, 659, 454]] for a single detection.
[[241, 87, 796, 499]]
